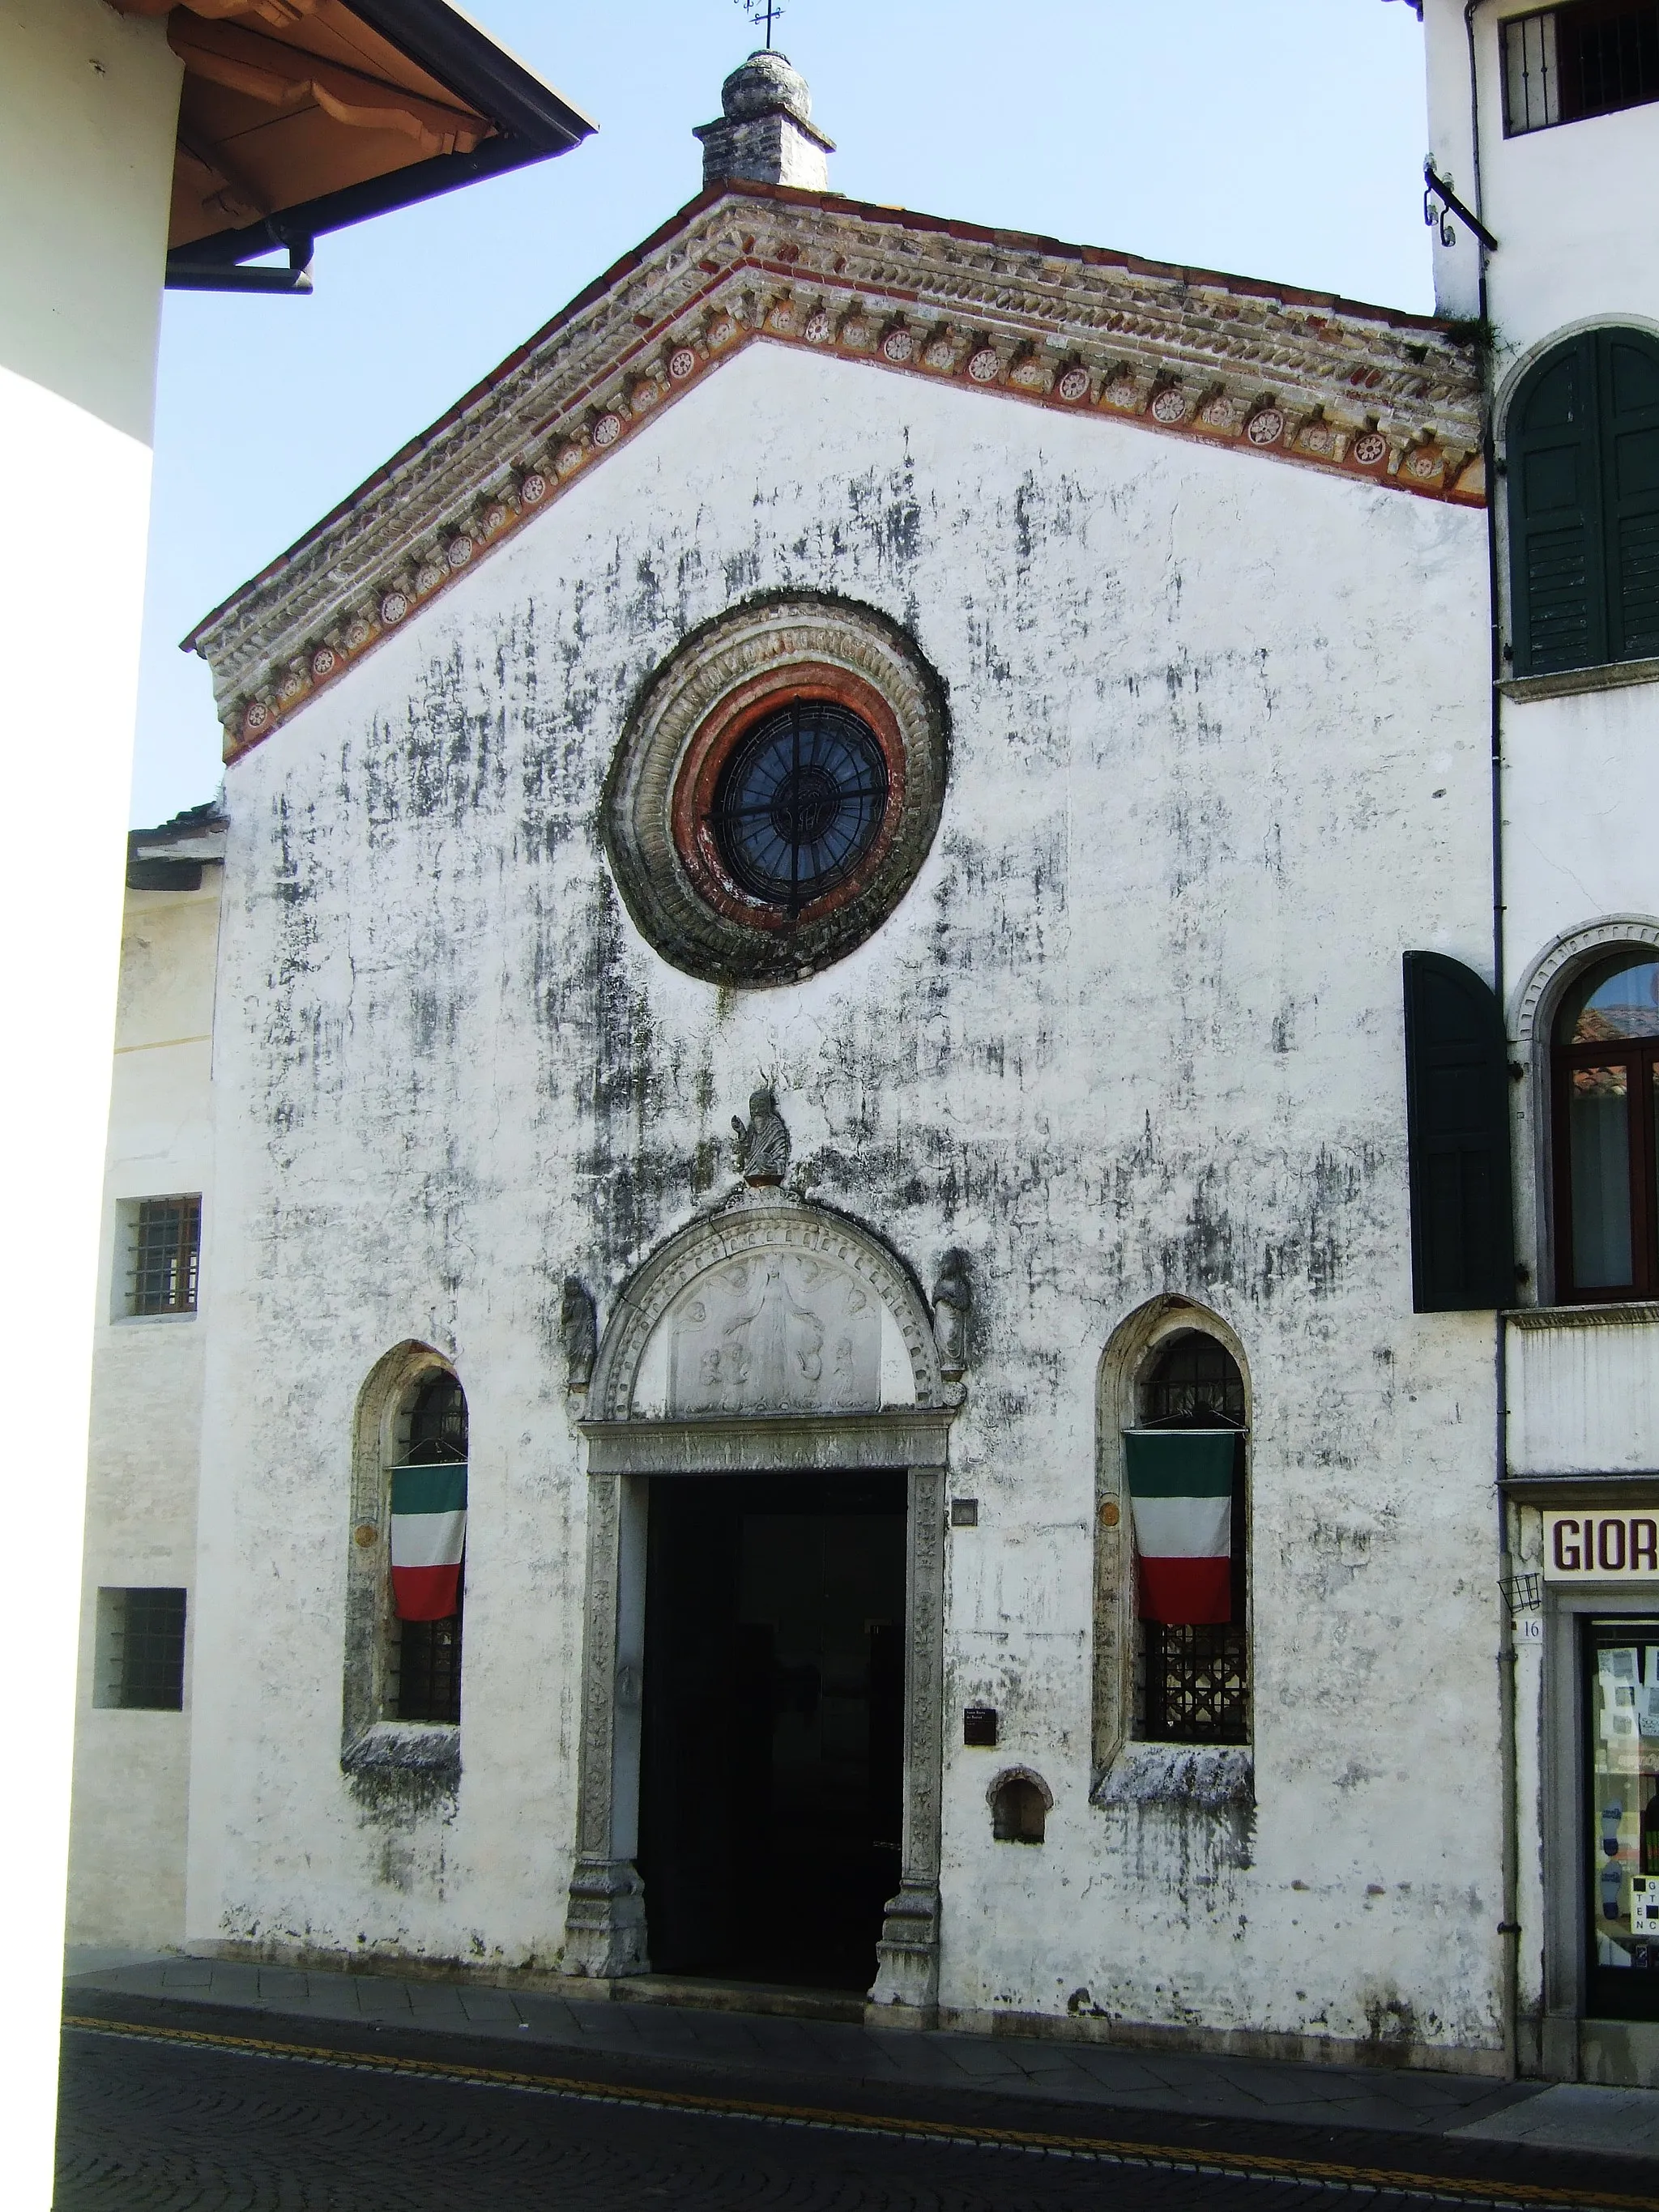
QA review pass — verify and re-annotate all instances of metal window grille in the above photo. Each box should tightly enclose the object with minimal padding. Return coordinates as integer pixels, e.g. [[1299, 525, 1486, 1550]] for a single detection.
[[1141, 1622, 1250, 1744], [130, 1196, 201, 1315], [1504, 4, 1659, 135], [99, 1588, 187, 1710], [393, 1599, 463, 1724], [1135, 1332, 1249, 1745], [404, 1377, 467, 1465]]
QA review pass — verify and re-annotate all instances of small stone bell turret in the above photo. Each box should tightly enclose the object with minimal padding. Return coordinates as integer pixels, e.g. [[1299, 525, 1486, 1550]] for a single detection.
[[694, 50, 834, 191]]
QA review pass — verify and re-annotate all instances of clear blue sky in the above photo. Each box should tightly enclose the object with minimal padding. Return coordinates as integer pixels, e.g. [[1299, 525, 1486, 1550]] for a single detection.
[[131, 0, 1434, 827]]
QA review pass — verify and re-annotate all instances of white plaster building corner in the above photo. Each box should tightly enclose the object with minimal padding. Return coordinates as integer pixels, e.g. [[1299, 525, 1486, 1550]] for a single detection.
[[67, 808, 224, 1958], [0, 8, 181, 2201]]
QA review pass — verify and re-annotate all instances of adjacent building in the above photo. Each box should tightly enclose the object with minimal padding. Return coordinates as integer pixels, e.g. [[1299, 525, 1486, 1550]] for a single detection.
[[69, 808, 224, 1955], [1422, 0, 1659, 2086]]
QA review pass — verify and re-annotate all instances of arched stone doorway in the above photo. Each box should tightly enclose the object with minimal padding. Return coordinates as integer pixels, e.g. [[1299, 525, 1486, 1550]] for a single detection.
[[561, 1188, 960, 2017]]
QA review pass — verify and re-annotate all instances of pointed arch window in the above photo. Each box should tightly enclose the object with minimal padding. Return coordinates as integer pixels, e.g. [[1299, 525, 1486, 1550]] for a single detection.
[[1508, 326, 1659, 678], [1129, 1332, 1248, 1745], [389, 1375, 467, 1724], [1554, 953, 1659, 1300]]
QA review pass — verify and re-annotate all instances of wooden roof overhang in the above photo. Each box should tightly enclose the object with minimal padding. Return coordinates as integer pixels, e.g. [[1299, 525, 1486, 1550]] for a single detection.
[[186, 180, 1487, 758], [112, 1, 595, 292]]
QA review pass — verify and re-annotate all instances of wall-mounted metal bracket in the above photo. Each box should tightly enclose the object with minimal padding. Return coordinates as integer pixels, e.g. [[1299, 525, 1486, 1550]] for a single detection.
[[166, 234, 314, 296], [1424, 160, 1498, 252]]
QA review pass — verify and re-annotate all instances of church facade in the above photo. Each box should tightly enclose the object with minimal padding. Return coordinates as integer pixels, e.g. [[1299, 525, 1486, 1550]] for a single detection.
[[77, 6, 1659, 2086]]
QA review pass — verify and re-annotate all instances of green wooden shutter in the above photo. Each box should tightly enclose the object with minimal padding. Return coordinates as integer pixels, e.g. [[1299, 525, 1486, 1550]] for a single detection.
[[1602, 330, 1659, 662], [1402, 953, 1515, 1313], [1509, 335, 1606, 676]]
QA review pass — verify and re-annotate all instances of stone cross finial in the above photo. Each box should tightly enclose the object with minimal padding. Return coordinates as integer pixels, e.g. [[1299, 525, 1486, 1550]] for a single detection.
[[693, 51, 834, 190]]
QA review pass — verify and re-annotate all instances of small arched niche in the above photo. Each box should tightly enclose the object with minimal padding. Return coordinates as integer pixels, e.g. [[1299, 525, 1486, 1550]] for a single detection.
[[989, 1767, 1051, 1845]]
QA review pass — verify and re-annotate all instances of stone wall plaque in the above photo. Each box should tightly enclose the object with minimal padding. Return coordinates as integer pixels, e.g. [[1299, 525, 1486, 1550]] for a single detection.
[[666, 1250, 881, 1416]]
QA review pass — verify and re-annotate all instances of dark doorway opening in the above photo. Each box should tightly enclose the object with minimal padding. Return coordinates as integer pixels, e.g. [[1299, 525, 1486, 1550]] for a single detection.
[[639, 1472, 906, 1992]]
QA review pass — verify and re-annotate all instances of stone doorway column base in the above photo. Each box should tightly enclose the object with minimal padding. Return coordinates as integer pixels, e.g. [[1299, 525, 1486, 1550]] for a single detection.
[[868, 1877, 940, 2027], [563, 1854, 649, 1979]]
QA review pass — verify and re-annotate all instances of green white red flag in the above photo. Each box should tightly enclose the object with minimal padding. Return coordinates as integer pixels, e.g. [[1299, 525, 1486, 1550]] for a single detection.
[[1124, 1429, 1235, 1626], [390, 1463, 467, 1621]]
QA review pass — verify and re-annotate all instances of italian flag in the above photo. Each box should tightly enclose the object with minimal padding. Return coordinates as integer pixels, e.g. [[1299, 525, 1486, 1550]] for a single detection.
[[390, 1463, 467, 1622], [1125, 1429, 1236, 1626]]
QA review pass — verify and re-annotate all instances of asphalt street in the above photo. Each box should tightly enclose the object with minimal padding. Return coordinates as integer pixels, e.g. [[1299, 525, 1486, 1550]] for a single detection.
[[54, 2004, 1659, 2212]]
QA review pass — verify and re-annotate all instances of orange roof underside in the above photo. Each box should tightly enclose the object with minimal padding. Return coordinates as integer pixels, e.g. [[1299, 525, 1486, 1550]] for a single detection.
[[112, 1, 497, 249]]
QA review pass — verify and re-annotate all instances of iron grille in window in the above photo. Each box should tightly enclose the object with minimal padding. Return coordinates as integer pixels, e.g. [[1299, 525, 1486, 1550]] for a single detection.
[[1141, 1622, 1249, 1744], [404, 1377, 467, 1465], [131, 1196, 201, 1315], [100, 1588, 187, 1710], [394, 1599, 463, 1724], [1142, 1332, 1247, 1428], [1135, 1332, 1249, 1746], [1504, 3, 1659, 135]]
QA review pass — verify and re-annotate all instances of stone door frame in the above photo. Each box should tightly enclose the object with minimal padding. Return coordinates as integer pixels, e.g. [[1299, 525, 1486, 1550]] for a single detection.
[[561, 1196, 957, 2023], [565, 1412, 952, 2020]]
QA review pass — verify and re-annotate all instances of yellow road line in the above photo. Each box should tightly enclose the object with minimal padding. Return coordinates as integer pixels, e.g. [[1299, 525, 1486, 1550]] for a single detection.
[[62, 2013, 1657, 2210]]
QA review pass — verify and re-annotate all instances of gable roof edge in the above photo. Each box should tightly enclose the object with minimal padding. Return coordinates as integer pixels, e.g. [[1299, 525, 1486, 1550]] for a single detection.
[[190, 180, 1486, 764]]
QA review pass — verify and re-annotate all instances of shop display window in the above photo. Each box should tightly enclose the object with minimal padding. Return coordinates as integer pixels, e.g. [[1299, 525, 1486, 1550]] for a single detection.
[[1586, 1618, 1659, 2018]]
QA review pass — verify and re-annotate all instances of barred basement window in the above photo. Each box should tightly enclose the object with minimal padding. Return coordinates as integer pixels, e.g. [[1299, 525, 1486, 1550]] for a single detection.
[[1132, 1334, 1248, 1747], [1503, 4, 1659, 137], [94, 1588, 186, 1710], [128, 1196, 201, 1315]]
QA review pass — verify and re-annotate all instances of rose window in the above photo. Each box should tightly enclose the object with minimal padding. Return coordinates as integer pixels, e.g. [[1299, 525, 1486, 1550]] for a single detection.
[[712, 701, 889, 912], [604, 595, 949, 987]]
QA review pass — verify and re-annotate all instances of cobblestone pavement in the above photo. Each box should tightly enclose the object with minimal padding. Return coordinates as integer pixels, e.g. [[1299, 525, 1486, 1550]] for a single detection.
[[54, 2005, 1658, 2212]]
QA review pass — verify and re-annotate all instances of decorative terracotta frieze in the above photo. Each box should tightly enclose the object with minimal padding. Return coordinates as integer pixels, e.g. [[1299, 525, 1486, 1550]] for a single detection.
[[187, 181, 1486, 764]]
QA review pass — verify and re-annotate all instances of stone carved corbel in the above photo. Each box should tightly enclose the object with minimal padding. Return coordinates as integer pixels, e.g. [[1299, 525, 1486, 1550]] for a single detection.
[[561, 1277, 597, 1394], [932, 1250, 971, 1381]]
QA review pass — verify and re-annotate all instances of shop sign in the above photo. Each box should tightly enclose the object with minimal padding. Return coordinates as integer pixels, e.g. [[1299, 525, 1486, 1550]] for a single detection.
[[1545, 1511, 1659, 1581]]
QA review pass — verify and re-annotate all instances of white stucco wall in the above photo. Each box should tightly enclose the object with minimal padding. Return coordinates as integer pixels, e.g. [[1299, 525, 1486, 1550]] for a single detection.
[[67, 872, 220, 1950], [192, 340, 1503, 2062], [0, 2, 180, 2196]]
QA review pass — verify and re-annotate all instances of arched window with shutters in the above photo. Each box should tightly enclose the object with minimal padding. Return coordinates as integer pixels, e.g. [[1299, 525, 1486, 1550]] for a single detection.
[[388, 1373, 468, 1724], [1554, 952, 1659, 1302], [1508, 326, 1659, 678]]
